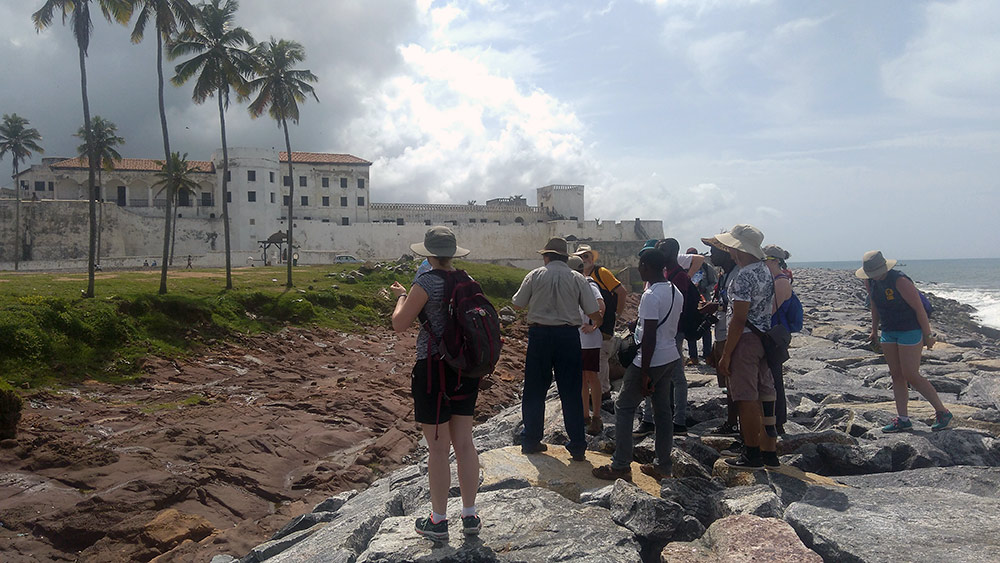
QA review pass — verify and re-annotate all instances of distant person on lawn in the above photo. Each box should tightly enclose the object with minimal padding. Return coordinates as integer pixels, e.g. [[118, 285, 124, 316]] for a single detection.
[[858, 250, 952, 433], [389, 226, 482, 542]]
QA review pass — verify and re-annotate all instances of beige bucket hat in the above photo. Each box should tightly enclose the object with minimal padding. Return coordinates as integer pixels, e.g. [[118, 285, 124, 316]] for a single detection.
[[715, 224, 765, 260], [856, 250, 897, 279], [572, 244, 599, 262], [410, 226, 470, 258]]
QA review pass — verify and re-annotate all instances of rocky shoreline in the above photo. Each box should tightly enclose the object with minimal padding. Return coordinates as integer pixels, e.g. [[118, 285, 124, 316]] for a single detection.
[[229, 268, 1000, 563]]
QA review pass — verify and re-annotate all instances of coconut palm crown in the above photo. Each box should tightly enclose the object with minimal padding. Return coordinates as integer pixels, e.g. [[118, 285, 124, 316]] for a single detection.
[[0, 113, 44, 271]]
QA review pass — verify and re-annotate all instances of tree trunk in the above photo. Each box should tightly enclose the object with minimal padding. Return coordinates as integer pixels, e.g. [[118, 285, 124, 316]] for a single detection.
[[12, 163, 19, 271], [170, 204, 178, 265], [96, 170, 102, 265], [157, 32, 173, 294], [80, 45, 97, 298], [218, 93, 232, 290], [283, 118, 294, 288]]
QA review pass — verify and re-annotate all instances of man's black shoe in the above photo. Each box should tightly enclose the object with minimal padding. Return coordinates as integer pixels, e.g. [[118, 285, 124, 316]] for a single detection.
[[762, 451, 780, 469], [673, 424, 688, 436], [632, 421, 655, 438], [521, 442, 548, 454]]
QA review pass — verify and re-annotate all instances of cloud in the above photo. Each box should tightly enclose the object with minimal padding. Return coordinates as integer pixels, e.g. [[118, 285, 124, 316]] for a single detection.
[[882, 0, 1000, 118]]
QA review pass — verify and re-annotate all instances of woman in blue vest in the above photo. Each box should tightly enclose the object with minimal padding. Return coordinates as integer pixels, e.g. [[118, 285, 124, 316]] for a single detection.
[[858, 250, 952, 433]]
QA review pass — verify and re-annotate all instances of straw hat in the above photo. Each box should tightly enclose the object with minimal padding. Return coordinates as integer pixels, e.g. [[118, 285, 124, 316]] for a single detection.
[[715, 224, 765, 260], [572, 244, 599, 262], [856, 250, 897, 279], [538, 237, 569, 256], [409, 226, 470, 258]]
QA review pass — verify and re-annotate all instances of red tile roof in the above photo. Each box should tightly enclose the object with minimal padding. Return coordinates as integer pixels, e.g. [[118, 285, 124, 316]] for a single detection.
[[52, 157, 215, 173], [280, 152, 371, 165]]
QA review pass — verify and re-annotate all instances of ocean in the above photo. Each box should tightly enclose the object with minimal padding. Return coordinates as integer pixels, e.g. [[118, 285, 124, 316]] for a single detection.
[[791, 258, 1000, 331]]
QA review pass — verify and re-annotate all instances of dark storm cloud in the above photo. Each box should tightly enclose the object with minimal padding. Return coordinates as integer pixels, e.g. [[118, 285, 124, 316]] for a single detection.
[[1, 0, 417, 166]]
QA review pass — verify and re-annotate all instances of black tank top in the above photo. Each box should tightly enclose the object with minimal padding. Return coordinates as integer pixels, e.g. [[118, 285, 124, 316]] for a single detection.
[[870, 270, 920, 331]]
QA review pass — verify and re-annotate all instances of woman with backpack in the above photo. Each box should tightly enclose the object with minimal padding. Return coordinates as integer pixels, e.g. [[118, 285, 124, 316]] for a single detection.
[[389, 226, 482, 542], [858, 250, 952, 433]]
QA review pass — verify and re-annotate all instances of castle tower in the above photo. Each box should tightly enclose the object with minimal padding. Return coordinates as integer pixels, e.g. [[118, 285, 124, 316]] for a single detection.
[[536, 184, 584, 220], [215, 147, 283, 254]]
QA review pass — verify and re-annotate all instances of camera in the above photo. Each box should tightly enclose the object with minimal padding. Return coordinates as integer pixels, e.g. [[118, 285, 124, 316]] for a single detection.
[[696, 313, 719, 336]]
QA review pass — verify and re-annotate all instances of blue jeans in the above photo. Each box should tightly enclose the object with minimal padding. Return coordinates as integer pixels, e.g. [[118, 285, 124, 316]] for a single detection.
[[612, 361, 677, 470], [641, 335, 686, 426], [521, 325, 586, 456]]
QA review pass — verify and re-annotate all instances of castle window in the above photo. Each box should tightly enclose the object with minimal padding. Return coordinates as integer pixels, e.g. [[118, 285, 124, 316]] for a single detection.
[[249, 218, 255, 225], [480, 218, 487, 223], [299, 176, 307, 187], [424, 220, 432, 225], [269, 171, 275, 183], [34, 181, 45, 191], [514, 216, 524, 224], [247, 191, 256, 202], [341, 217, 350, 225], [469, 218, 476, 223], [201, 192, 213, 206], [322, 196, 330, 207], [357, 178, 365, 190], [283, 175, 291, 186], [225, 171, 231, 182], [340, 196, 348, 207], [396, 218, 404, 225], [226, 191, 232, 203], [357, 196, 365, 206], [270, 192, 275, 204], [300, 195, 308, 206], [283, 195, 290, 206], [340, 177, 347, 188], [247, 170, 256, 182], [322, 177, 329, 188]]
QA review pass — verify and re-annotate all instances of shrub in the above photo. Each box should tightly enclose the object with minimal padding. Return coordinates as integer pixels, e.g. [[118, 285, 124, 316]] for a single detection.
[[0, 386, 23, 440]]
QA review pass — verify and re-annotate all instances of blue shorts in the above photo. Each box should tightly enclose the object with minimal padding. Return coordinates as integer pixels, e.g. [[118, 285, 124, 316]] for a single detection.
[[880, 329, 923, 346]]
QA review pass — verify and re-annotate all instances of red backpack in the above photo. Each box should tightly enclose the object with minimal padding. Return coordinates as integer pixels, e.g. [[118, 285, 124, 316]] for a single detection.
[[419, 269, 502, 378]]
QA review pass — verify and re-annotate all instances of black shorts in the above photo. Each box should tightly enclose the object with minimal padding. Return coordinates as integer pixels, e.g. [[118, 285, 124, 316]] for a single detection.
[[412, 358, 480, 425]]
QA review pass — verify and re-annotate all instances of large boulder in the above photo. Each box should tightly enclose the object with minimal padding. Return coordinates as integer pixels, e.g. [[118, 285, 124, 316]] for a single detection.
[[610, 479, 697, 560], [785, 479, 1000, 563], [661, 514, 821, 563], [354, 487, 640, 563]]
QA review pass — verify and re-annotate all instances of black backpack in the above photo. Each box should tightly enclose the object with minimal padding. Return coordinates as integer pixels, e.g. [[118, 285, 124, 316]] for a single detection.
[[419, 269, 502, 378], [668, 268, 707, 338], [591, 266, 619, 337]]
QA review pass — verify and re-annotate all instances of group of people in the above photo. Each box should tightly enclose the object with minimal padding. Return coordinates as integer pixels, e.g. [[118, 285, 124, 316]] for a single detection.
[[388, 224, 954, 543]]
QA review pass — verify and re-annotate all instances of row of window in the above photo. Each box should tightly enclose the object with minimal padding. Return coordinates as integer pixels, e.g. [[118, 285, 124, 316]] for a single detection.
[[237, 191, 364, 207], [229, 170, 366, 190]]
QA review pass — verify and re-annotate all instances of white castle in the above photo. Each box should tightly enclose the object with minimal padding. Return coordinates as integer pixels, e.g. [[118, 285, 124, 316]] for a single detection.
[[1, 148, 663, 269]]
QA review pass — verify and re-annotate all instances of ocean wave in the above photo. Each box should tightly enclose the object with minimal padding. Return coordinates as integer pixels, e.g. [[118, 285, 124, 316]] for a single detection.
[[921, 286, 1000, 330]]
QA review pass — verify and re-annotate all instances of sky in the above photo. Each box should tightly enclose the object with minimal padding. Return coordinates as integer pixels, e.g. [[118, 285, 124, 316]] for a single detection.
[[1, 0, 998, 261]]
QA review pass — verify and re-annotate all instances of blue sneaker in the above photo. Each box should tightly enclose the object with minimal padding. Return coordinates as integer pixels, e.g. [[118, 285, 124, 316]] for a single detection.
[[931, 411, 953, 432], [882, 417, 913, 433]]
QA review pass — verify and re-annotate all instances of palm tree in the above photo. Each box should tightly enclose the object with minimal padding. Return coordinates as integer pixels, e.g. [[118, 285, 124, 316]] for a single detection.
[[151, 152, 199, 293], [246, 37, 318, 288], [129, 0, 193, 282], [74, 116, 124, 264], [33, 0, 133, 297], [0, 114, 44, 271], [168, 0, 254, 290]]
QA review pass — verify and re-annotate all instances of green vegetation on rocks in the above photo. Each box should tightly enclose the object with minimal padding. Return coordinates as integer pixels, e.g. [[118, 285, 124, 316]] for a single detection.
[[0, 261, 526, 391]]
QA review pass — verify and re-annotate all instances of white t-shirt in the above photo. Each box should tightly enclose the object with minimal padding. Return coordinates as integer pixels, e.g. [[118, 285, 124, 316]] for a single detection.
[[633, 281, 683, 367], [677, 253, 696, 271], [579, 280, 604, 350]]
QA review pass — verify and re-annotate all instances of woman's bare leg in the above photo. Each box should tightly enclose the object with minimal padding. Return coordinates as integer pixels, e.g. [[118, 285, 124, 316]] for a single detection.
[[422, 423, 452, 516], [882, 342, 910, 417], [448, 415, 479, 511], [897, 343, 947, 412]]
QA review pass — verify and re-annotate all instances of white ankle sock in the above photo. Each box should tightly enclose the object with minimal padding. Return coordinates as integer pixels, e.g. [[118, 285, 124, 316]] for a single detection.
[[431, 511, 447, 524], [898, 416, 910, 422], [461, 505, 477, 518]]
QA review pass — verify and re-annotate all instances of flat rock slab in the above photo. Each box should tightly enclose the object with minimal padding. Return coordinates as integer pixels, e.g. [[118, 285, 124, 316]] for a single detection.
[[970, 359, 1000, 371], [785, 485, 1000, 563], [479, 445, 661, 499], [355, 488, 640, 562], [662, 514, 821, 563]]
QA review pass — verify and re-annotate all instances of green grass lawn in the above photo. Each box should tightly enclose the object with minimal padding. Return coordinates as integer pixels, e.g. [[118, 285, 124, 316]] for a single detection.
[[0, 261, 527, 390]]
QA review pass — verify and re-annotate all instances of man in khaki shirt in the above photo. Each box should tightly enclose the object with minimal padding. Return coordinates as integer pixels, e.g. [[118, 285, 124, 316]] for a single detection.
[[512, 237, 601, 461]]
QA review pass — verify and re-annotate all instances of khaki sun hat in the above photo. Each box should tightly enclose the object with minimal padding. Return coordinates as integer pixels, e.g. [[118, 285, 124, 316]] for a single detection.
[[410, 226, 470, 258], [856, 250, 897, 279], [763, 244, 790, 261], [538, 237, 569, 256], [568, 255, 585, 272], [700, 235, 727, 251], [715, 224, 765, 260], [572, 244, 599, 262]]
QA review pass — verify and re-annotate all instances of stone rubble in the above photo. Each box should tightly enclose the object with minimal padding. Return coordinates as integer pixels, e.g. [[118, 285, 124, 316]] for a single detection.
[[237, 269, 1000, 562]]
